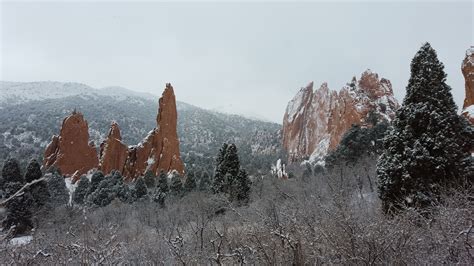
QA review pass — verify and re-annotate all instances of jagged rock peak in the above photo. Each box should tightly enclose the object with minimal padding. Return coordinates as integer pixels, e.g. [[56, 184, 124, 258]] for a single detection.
[[99, 121, 128, 175], [462, 47, 474, 124], [122, 83, 185, 180], [43, 111, 99, 176], [282, 70, 399, 163]]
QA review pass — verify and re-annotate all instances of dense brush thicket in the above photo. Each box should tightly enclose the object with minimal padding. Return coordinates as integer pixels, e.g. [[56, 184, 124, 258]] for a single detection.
[[1, 161, 472, 264]]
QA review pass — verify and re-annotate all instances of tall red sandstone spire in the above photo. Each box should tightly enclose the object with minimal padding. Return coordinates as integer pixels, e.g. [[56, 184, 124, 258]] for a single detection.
[[462, 47, 474, 124], [282, 70, 399, 163], [43, 111, 99, 176], [122, 83, 185, 179], [99, 121, 128, 175]]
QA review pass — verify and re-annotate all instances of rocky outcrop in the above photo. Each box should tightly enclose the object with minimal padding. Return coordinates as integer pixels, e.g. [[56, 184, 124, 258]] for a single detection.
[[282, 70, 399, 163], [462, 47, 474, 124], [43, 111, 99, 176], [99, 122, 128, 175], [44, 84, 185, 180], [122, 83, 185, 180]]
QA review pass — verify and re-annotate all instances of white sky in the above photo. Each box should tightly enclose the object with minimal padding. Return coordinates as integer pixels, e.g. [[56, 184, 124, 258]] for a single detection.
[[1, 1, 472, 123]]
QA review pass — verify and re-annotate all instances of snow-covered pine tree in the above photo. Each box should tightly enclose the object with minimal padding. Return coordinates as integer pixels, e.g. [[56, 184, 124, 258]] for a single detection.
[[24, 159, 49, 209], [183, 170, 196, 192], [377, 43, 473, 213], [46, 172, 69, 207], [133, 177, 148, 200], [1, 158, 33, 235], [157, 171, 169, 194], [230, 169, 251, 205], [73, 176, 90, 205], [170, 173, 183, 196], [224, 144, 240, 178], [212, 143, 228, 193], [24, 159, 42, 183], [88, 171, 105, 195], [143, 170, 156, 188]]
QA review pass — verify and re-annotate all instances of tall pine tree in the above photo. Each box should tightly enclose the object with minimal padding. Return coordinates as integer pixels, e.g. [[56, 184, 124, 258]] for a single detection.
[[1, 158, 33, 235], [157, 171, 169, 194], [212, 143, 229, 193], [25, 159, 49, 210], [377, 43, 473, 213]]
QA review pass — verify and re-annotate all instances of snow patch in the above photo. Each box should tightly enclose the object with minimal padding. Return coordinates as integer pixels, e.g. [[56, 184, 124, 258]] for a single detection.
[[462, 105, 474, 118], [64, 177, 77, 205], [9, 235, 33, 246]]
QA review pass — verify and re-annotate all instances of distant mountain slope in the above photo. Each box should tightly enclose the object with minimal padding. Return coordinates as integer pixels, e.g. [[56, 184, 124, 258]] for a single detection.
[[0, 81, 284, 175]]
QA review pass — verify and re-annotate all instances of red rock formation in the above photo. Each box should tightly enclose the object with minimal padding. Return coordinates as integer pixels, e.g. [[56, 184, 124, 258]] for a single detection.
[[122, 83, 185, 180], [43, 111, 99, 176], [462, 47, 474, 124], [99, 122, 128, 175], [44, 84, 185, 180], [282, 70, 399, 163]]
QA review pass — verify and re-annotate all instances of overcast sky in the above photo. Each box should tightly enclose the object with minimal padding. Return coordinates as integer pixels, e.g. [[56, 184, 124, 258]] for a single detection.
[[1, 1, 472, 123]]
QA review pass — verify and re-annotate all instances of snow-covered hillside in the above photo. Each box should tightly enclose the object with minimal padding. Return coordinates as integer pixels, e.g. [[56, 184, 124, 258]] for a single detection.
[[0, 81, 157, 105]]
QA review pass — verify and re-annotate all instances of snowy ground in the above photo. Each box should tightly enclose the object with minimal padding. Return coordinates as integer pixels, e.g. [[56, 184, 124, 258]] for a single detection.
[[8, 235, 33, 246]]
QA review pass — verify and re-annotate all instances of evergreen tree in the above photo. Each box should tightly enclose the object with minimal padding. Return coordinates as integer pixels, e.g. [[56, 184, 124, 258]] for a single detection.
[[88, 171, 105, 195], [212, 143, 241, 194], [170, 174, 183, 196], [46, 172, 69, 207], [143, 170, 156, 188], [133, 177, 148, 199], [199, 171, 211, 191], [212, 143, 228, 193], [73, 176, 90, 205], [24, 159, 42, 183], [87, 171, 133, 206], [1, 158, 33, 235], [377, 43, 473, 213], [1, 158, 23, 186], [183, 171, 197, 192], [157, 171, 169, 194], [224, 144, 240, 178], [230, 169, 251, 205], [25, 159, 49, 209]]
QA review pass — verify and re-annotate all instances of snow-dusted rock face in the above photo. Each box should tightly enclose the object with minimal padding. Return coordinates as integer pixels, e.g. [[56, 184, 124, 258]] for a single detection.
[[44, 84, 185, 181], [99, 122, 128, 175], [282, 70, 399, 163], [122, 83, 185, 180], [462, 47, 474, 124], [43, 111, 99, 176]]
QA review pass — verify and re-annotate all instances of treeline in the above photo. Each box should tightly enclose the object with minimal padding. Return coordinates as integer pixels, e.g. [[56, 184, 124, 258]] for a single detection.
[[0, 142, 251, 237]]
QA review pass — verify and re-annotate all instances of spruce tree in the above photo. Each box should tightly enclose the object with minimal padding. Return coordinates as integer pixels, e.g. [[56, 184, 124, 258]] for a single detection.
[[1, 158, 23, 186], [25, 159, 49, 209], [377, 43, 473, 213], [170, 174, 183, 196], [183, 171, 197, 192], [24, 159, 42, 183], [1, 158, 33, 235], [88, 171, 105, 195], [230, 169, 251, 205], [212, 143, 228, 193], [224, 144, 240, 178], [133, 177, 148, 199], [73, 176, 90, 205], [46, 172, 69, 207], [157, 171, 169, 194], [143, 170, 156, 188]]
